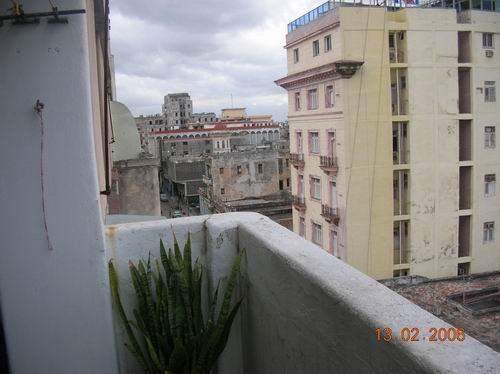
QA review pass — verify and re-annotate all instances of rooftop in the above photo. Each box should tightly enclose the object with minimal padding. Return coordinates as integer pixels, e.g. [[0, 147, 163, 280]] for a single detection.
[[387, 272, 500, 353]]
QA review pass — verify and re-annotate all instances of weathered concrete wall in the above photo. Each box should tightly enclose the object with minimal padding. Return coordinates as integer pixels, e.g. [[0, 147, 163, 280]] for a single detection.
[[106, 213, 500, 374], [114, 158, 161, 216], [210, 150, 281, 201], [0, 1, 119, 372]]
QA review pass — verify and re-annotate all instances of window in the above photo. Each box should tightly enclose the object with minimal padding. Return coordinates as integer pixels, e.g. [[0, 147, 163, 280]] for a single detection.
[[297, 132, 303, 153], [485, 126, 496, 148], [324, 35, 332, 52], [310, 176, 321, 200], [294, 92, 301, 111], [286, 178, 290, 187], [237, 165, 242, 175], [220, 188, 225, 195], [279, 180, 284, 190], [485, 174, 496, 197], [485, 81, 496, 102], [182, 141, 188, 145], [299, 217, 305, 237], [258, 163, 263, 174], [312, 222, 322, 245], [330, 230, 338, 257], [325, 84, 335, 108], [483, 33, 494, 48], [309, 132, 320, 154], [483, 222, 494, 242], [216, 141, 220, 148], [293, 48, 299, 63], [312, 40, 320, 57], [307, 89, 318, 110], [219, 167, 224, 174]]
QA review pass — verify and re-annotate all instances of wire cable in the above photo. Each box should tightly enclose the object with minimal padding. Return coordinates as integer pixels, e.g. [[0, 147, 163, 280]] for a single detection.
[[35, 100, 54, 251]]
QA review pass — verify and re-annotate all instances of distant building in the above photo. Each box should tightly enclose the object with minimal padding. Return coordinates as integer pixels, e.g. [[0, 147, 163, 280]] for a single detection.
[[162, 93, 193, 128], [190, 112, 217, 124], [135, 114, 166, 147], [163, 156, 206, 204], [146, 122, 282, 159], [199, 147, 292, 229]]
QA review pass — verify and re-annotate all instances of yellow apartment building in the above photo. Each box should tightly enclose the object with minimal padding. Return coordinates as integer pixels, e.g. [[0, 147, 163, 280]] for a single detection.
[[276, 1, 500, 279]]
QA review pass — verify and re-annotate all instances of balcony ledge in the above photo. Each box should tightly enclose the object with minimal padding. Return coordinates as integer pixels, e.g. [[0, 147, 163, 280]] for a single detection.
[[106, 213, 500, 373]]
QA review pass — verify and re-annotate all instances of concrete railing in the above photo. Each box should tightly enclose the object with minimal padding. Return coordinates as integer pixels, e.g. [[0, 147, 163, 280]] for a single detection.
[[106, 213, 500, 373]]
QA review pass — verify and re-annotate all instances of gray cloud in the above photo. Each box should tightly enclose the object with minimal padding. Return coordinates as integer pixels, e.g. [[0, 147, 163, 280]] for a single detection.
[[110, 0, 320, 121]]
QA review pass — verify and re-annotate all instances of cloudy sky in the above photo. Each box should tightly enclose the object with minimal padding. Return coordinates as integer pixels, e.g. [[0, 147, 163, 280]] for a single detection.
[[110, 0, 320, 121]]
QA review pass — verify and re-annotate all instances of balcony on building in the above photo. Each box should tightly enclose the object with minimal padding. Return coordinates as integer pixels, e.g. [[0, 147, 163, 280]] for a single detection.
[[106, 213, 500, 373], [458, 31, 472, 63], [391, 68, 408, 116], [458, 67, 472, 114], [459, 166, 472, 210], [292, 195, 306, 211], [393, 122, 409, 165], [393, 220, 410, 266], [319, 155, 338, 175], [388, 31, 406, 64], [290, 152, 305, 168], [321, 204, 340, 225], [459, 215, 472, 258]]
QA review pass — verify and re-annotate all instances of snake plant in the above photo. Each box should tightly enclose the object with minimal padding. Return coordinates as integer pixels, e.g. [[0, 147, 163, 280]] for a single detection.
[[108, 232, 243, 374]]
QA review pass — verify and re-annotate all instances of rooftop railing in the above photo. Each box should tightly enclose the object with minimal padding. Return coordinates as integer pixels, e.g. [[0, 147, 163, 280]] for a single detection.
[[287, 1, 335, 32]]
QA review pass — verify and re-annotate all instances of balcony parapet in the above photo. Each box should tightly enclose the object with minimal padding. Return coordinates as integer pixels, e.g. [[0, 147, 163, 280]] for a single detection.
[[319, 155, 338, 175], [290, 153, 305, 169], [292, 195, 306, 211], [321, 204, 340, 225], [106, 213, 500, 374]]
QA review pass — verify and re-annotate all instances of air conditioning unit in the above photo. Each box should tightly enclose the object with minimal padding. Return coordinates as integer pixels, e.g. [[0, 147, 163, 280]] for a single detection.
[[485, 50, 494, 58]]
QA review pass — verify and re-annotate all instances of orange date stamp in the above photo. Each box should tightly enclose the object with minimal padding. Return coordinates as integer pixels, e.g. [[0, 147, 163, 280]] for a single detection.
[[375, 327, 466, 342]]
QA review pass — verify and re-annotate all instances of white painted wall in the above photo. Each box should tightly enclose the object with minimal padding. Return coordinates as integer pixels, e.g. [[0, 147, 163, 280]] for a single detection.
[[111, 101, 142, 161], [107, 213, 500, 374], [0, 1, 119, 373]]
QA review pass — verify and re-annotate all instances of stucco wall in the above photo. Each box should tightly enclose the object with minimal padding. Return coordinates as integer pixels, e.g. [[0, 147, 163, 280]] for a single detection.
[[0, 1, 119, 372], [210, 150, 281, 201], [113, 158, 161, 216], [106, 213, 500, 374]]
